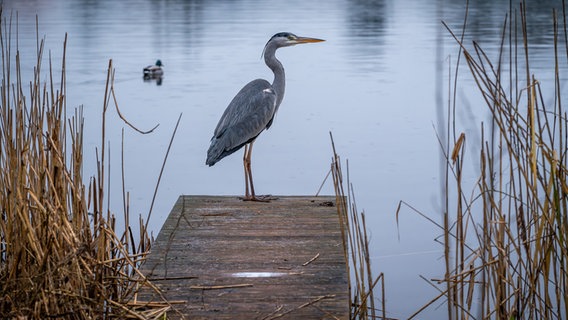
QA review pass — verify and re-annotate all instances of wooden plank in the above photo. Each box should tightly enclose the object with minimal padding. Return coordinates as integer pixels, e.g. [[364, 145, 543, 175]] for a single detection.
[[138, 195, 349, 319]]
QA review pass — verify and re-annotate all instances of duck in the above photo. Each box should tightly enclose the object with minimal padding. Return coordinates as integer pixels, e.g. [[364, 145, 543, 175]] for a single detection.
[[143, 59, 164, 78]]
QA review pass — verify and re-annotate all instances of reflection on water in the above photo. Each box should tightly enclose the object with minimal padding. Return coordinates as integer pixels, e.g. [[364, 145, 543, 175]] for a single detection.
[[2, 0, 566, 317]]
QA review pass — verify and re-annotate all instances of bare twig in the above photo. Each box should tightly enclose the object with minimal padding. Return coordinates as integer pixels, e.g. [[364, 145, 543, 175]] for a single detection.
[[302, 253, 320, 266], [263, 295, 336, 320], [111, 85, 159, 134]]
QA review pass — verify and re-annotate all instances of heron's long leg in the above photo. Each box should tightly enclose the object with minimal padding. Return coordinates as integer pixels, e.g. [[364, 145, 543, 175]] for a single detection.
[[246, 142, 256, 198], [242, 141, 271, 202], [242, 141, 266, 201], [243, 143, 251, 199]]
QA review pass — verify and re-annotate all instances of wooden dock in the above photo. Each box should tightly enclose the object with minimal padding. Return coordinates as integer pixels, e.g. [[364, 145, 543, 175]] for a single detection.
[[138, 195, 349, 319]]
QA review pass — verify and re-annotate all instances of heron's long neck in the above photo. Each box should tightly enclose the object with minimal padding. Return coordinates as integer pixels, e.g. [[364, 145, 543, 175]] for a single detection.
[[264, 45, 285, 108]]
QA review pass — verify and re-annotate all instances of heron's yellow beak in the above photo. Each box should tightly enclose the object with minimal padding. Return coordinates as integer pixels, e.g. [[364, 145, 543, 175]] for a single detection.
[[295, 36, 325, 44]]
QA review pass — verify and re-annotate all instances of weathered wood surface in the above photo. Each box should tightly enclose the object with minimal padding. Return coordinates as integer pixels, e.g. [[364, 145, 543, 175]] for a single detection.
[[138, 195, 349, 319]]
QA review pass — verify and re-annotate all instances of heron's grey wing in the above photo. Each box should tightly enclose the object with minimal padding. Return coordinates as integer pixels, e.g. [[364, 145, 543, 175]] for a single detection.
[[206, 79, 277, 166]]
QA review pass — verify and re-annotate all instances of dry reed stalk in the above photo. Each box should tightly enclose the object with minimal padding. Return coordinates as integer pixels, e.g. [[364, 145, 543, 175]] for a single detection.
[[0, 11, 167, 319], [415, 2, 568, 319], [330, 132, 385, 319]]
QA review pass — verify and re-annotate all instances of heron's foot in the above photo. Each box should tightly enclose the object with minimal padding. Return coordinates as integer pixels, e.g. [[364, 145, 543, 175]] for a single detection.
[[240, 194, 278, 202]]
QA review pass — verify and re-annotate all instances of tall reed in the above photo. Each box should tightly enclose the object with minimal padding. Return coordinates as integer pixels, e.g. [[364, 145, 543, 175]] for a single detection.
[[330, 133, 386, 320], [0, 11, 163, 318], [414, 2, 568, 319]]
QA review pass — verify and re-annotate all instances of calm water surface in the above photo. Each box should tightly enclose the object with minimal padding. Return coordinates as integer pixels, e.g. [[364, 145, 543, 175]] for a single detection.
[[3, 0, 566, 318]]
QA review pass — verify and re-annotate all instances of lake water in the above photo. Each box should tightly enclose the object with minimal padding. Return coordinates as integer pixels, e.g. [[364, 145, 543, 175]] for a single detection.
[[3, 0, 566, 318]]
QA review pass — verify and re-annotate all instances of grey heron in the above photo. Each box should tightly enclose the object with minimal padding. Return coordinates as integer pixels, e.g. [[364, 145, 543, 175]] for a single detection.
[[206, 32, 324, 201]]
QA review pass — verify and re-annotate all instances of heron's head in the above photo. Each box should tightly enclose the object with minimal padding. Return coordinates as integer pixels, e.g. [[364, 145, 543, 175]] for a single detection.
[[269, 32, 325, 47], [262, 32, 324, 57]]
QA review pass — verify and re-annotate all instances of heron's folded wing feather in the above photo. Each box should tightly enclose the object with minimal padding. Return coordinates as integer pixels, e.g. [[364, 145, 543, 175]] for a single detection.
[[206, 79, 277, 165], [213, 79, 277, 147]]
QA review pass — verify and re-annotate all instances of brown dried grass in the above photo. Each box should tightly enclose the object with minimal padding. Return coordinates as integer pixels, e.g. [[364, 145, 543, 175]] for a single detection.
[[0, 11, 165, 319], [407, 2, 568, 319], [342, 2, 568, 319], [330, 133, 386, 320]]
